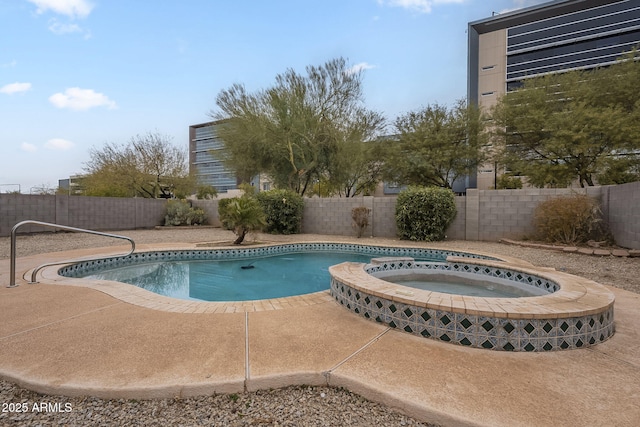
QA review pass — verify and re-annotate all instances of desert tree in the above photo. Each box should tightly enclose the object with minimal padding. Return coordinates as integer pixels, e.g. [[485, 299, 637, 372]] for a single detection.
[[491, 49, 640, 187], [378, 100, 488, 189], [84, 131, 195, 198], [211, 57, 385, 196]]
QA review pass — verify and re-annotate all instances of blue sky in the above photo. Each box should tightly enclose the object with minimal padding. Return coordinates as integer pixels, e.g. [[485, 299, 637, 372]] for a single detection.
[[1, 0, 549, 193]]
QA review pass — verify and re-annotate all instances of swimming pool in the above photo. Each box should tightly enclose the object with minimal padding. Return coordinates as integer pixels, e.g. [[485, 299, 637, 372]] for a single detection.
[[82, 252, 375, 301], [56, 242, 615, 351], [60, 243, 495, 302]]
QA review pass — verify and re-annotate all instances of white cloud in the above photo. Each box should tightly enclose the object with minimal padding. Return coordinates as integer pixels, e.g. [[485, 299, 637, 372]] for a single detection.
[[21, 142, 38, 152], [48, 20, 81, 34], [27, 0, 94, 19], [48, 18, 91, 38], [378, 0, 464, 14], [0, 82, 32, 94], [45, 138, 74, 151], [49, 87, 117, 111], [347, 62, 377, 75]]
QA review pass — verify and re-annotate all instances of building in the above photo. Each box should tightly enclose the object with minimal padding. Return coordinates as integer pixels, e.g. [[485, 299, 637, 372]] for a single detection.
[[189, 121, 241, 193], [58, 174, 86, 195], [468, 0, 640, 189], [189, 121, 270, 193]]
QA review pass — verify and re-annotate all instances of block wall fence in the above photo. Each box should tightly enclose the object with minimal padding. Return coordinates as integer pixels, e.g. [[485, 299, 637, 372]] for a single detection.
[[1, 181, 639, 249]]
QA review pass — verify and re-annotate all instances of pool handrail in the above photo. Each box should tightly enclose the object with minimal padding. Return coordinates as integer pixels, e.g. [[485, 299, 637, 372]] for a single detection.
[[8, 220, 136, 288]]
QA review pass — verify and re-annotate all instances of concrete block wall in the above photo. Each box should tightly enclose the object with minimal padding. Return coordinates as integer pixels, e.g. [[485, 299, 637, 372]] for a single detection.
[[0, 194, 167, 236], [302, 196, 466, 239], [1, 183, 638, 248], [67, 196, 134, 230], [134, 198, 167, 229], [191, 199, 221, 227], [607, 181, 640, 249], [448, 197, 466, 240], [65, 196, 166, 231], [370, 197, 397, 238], [0, 194, 56, 235], [474, 187, 604, 241], [465, 190, 479, 241], [303, 197, 376, 237]]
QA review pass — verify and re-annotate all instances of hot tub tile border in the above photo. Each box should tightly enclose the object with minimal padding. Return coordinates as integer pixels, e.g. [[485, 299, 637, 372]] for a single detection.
[[329, 265, 615, 352]]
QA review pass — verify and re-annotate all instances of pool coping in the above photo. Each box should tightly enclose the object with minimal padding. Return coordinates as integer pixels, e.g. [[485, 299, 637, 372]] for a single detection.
[[37, 241, 616, 351], [36, 241, 527, 314]]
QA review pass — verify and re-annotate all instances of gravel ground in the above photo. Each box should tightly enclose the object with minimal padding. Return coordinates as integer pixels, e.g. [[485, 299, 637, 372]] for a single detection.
[[0, 383, 434, 427], [1, 227, 638, 426]]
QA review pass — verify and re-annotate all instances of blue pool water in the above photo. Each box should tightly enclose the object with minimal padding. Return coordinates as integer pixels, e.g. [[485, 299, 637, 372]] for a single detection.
[[390, 278, 530, 298], [86, 252, 380, 301]]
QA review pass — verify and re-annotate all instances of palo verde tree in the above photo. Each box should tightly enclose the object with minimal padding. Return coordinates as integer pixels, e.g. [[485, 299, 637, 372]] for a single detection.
[[323, 108, 385, 197], [212, 57, 385, 196], [377, 99, 488, 189], [491, 49, 640, 187], [84, 132, 195, 198]]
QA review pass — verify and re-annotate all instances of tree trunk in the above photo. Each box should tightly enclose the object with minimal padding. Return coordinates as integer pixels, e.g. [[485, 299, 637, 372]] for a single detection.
[[234, 228, 247, 245]]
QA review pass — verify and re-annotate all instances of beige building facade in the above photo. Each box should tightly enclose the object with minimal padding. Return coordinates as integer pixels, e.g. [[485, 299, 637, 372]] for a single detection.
[[467, 0, 640, 189]]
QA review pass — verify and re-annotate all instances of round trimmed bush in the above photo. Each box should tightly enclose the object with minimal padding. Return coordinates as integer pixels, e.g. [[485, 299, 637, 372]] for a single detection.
[[256, 189, 304, 234], [395, 186, 457, 241]]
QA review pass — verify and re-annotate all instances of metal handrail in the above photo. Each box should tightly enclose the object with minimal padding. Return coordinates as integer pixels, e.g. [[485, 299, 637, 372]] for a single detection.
[[8, 220, 136, 288]]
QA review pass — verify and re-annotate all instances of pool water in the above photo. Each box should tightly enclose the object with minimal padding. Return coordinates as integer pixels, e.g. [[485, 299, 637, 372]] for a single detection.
[[86, 252, 380, 301], [390, 278, 528, 298]]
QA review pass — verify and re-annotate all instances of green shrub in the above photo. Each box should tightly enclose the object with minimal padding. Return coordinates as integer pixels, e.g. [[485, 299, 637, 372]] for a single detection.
[[395, 186, 457, 241], [496, 174, 523, 189], [351, 206, 371, 238], [256, 189, 304, 234], [533, 194, 605, 245], [217, 196, 266, 244], [217, 198, 234, 230], [196, 184, 218, 200], [164, 200, 207, 226], [187, 207, 207, 225]]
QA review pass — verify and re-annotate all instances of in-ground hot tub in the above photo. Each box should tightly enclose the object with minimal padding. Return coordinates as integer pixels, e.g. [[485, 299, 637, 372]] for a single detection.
[[329, 256, 615, 352]]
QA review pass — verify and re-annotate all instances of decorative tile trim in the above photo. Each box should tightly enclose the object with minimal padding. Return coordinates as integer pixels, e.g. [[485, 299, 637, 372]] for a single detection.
[[330, 260, 615, 352], [330, 275, 614, 352], [58, 243, 498, 278]]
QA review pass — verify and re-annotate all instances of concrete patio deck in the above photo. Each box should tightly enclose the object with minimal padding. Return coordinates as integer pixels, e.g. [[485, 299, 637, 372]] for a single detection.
[[1, 244, 639, 426]]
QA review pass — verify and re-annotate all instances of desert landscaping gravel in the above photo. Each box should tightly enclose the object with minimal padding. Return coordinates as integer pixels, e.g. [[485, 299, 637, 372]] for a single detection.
[[0, 382, 434, 427], [1, 227, 638, 426]]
